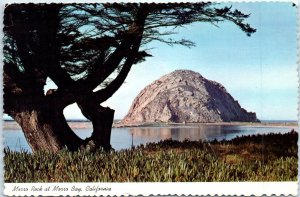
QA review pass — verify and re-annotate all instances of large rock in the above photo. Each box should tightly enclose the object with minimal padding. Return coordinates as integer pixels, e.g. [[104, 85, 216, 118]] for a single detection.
[[122, 70, 259, 124]]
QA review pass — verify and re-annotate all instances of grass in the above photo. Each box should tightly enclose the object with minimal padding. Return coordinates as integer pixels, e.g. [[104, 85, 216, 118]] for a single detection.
[[4, 131, 298, 182]]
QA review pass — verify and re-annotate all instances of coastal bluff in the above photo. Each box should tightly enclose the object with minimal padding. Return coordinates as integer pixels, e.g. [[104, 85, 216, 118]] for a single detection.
[[122, 70, 258, 124]]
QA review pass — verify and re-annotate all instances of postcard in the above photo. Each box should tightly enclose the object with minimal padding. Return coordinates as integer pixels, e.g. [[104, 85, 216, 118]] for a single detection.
[[1, 0, 298, 196]]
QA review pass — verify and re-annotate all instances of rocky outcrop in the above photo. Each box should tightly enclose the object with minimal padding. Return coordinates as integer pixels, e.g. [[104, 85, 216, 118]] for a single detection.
[[122, 70, 259, 124]]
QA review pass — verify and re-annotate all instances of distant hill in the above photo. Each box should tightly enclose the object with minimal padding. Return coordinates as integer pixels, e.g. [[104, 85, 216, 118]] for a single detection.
[[122, 70, 259, 124]]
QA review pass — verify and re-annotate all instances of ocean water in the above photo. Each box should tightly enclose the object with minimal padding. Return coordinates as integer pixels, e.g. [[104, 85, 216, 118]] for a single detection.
[[3, 123, 297, 152]]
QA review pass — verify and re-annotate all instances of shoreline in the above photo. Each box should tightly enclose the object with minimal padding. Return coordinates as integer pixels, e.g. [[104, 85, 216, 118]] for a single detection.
[[2, 120, 298, 130], [113, 121, 298, 128]]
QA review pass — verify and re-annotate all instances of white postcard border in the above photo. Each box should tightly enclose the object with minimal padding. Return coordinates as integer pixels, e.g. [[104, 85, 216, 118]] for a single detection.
[[4, 182, 298, 196], [1, 0, 299, 196]]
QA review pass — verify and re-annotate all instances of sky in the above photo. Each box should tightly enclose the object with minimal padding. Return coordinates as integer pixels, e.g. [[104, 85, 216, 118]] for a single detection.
[[17, 2, 300, 121]]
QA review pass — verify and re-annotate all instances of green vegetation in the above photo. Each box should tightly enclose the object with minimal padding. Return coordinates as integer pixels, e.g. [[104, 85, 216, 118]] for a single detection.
[[4, 131, 297, 182]]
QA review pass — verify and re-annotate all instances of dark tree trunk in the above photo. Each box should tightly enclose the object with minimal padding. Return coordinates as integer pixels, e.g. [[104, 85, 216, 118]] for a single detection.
[[14, 110, 62, 152], [89, 107, 114, 150], [78, 102, 114, 150], [10, 104, 84, 153], [4, 63, 114, 153]]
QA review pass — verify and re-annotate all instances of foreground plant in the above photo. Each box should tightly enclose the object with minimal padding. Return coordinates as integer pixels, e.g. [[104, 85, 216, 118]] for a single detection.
[[4, 132, 297, 182]]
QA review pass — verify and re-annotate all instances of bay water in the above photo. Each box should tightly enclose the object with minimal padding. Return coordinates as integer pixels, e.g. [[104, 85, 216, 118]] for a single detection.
[[3, 122, 297, 152]]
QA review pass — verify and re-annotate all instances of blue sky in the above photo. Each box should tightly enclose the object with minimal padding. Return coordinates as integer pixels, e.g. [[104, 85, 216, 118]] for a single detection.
[[59, 2, 297, 120]]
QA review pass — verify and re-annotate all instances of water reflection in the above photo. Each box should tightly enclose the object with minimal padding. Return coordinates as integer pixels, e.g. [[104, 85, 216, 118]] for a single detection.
[[128, 125, 245, 145], [126, 125, 296, 149], [3, 124, 297, 152], [129, 125, 226, 142]]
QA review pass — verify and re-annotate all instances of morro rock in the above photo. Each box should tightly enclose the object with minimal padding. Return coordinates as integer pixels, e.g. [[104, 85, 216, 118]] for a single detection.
[[122, 70, 258, 124]]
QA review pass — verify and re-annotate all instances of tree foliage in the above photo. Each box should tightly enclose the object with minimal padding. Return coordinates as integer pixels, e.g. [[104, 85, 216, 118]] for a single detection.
[[4, 3, 256, 109], [3, 3, 256, 151]]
